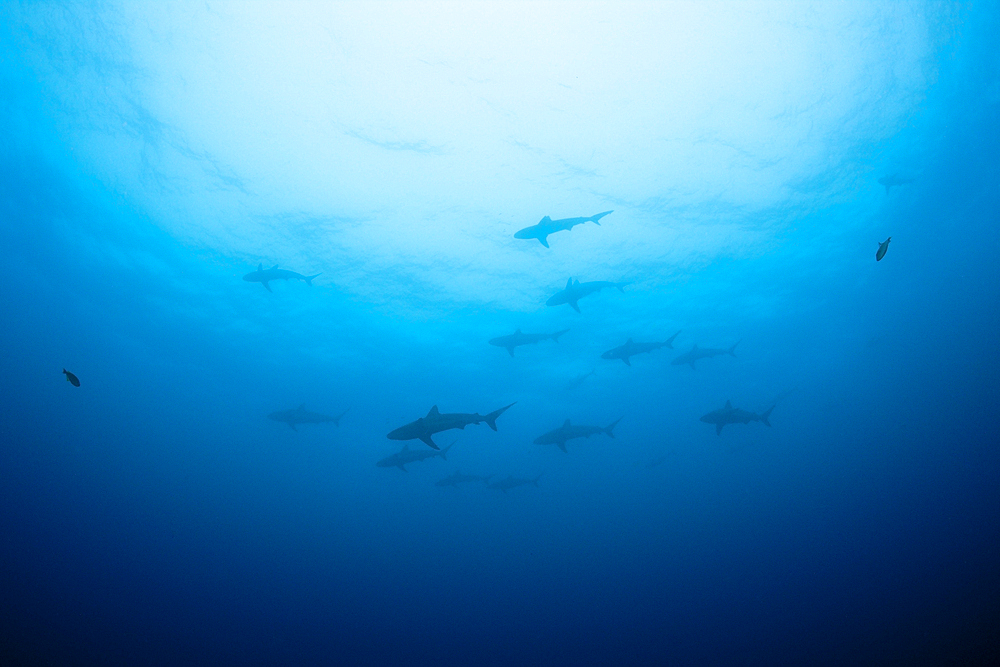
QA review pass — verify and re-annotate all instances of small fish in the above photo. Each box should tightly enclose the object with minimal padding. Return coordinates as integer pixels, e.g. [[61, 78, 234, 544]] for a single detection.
[[876, 237, 891, 261], [63, 368, 80, 387]]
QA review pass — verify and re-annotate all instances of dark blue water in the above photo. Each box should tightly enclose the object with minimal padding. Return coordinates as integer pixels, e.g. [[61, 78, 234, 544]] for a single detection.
[[2, 3, 998, 665]]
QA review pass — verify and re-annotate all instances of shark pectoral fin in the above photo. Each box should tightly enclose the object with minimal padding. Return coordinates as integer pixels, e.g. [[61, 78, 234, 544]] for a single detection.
[[539, 236, 550, 248], [558, 442, 567, 453], [569, 300, 580, 313], [398, 464, 407, 472], [716, 423, 723, 436], [622, 357, 631, 366], [262, 281, 272, 292], [507, 347, 516, 357], [420, 435, 440, 450]]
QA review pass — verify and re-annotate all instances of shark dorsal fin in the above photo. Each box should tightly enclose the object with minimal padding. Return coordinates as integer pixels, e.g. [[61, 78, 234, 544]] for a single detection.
[[541, 216, 551, 223], [725, 400, 732, 409], [515, 328, 522, 334], [271, 264, 279, 269], [428, 405, 440, 417], [258, 263, 263, 271], [566, 277, 574, 290], [563, 419, 571, 427]]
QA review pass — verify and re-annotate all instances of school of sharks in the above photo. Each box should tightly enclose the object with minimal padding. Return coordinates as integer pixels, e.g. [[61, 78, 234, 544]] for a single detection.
[[67, 188, 901, 492]]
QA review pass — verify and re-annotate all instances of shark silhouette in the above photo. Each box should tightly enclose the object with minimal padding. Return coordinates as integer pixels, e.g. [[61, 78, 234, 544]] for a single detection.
[[514, 210, 613, 247]]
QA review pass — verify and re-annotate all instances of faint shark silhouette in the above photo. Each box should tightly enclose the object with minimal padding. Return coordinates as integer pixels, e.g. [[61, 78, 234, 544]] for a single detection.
[[699, 400, 773, 435], [533, 417, 623, 453], [377, 442, 454, 471], [488, 474, 542, 493], [268, 405, 349, 431], [671, 341, 739, 369], [601, 331, 681, 366], [877, 174, 913, 194], [243, 263, 320, 292], [546, 278, 627, 313], [489, 329, 569, 357]]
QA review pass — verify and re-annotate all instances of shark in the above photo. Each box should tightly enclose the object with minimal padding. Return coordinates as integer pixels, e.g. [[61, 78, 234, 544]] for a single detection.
[[546, 278, 627, 313], [377, 442, 454, 471], [268, 405, 350, 431], [671, 341, 739, 369], [488, 474, 542, 493], [387, 402, 516, 449], [565, 369, 596, 391], [877, 174, 913, 194], [489, 329, 569, 357], [700, 400, 774, 436], [514, 210, 613, 247], [876, 237, 891, 261], [533, 417, 623, 453], [435, 470, 493, 487], [243, 263, 321, 292], [601, 331, 681, 366]]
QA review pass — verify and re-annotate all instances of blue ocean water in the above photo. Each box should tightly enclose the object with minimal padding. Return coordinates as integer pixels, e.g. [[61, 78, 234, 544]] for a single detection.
[[2, 2, 999, 664]]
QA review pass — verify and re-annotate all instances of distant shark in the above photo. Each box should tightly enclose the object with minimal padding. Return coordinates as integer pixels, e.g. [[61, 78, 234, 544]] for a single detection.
[[377, 442, 454, 471], [514, 210, 613, 247], [564, 369, 596, 391], [387, 403, 515, 449], [435, 470, 493, 487], [602, 331, 681, 366], [533, 417, 623, 453], [268, 405, 350, 431], [488, 474, 542, 493], [243, 263, 321, 292], [877, 174, 913, 194], [671, 341, 739, 369], [700, 400, 774, 435], [489, 328, 569, 357], [546, 278, 627, 313]]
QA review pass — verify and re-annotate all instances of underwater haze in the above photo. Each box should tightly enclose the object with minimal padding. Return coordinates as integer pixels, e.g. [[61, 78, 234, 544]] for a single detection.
[[2, 1, 999, 664]]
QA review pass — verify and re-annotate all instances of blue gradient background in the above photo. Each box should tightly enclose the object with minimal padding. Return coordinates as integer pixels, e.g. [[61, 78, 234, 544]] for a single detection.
[[2, 2, 998, 665]]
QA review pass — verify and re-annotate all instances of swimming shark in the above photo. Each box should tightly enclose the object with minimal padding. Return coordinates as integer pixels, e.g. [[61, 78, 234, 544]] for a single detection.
[[546, 278, 627, 313], [268, 405, 350, 431], [488, 474, 542, 493], [514, 210, 613, 247], [387, 402, 516, 449], [435, 470, 493, 487], [564, 369, 596, 390], [876, 237, 891, 261], [489, 329, 569, 357], [699, 400, 774, 435], [243, 263, 321, 292], [671, 341, 739, 369], [533, 417, 623, 453], [377, 442, 454, 471], [877, 174, 913, 194], [601, 331, 681, 366]]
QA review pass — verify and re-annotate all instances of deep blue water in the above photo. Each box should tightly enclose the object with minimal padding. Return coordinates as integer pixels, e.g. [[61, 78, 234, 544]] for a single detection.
[[2, 2, 999, 665]]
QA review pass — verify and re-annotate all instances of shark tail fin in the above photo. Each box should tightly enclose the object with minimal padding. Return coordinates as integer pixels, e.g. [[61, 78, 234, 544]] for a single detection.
[[440, 442, 455, 460], [305, 273, 321, 286], [729, 340, 740, 356], [761, 405, 775, 427], [590, 210, 613, 225], [552, 329, 569, 342], [484, 402, 516, 431], [605, 417, 624, 438], [666, 330, 681, 348]]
